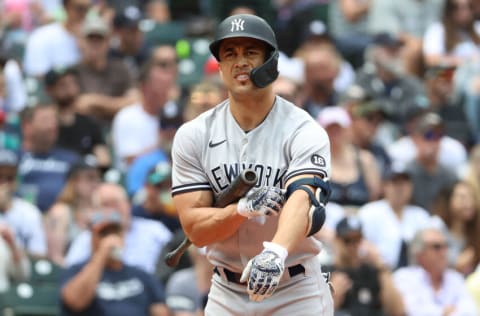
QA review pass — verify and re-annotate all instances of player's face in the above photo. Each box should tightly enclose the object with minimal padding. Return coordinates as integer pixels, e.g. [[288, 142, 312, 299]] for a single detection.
[[218, 37, 267, 93]]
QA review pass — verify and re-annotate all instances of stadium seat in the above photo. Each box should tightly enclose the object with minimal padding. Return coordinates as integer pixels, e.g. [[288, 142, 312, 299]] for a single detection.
[[30, 259, 63, 286], [0, 282, 60, 316]]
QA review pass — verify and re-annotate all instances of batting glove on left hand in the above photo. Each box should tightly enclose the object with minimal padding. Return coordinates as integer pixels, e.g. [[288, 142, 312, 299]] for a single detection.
[[240, 241, 288, 302], [237, 186, 286, 219]]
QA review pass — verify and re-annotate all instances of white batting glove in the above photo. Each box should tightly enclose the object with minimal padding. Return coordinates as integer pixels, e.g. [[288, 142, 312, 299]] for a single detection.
[[240, 241, 288, 302], [237, 187, 286, 218]]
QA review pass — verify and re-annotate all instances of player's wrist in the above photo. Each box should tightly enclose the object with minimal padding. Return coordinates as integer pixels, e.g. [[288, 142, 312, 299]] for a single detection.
[[263, 241, 288, 262]]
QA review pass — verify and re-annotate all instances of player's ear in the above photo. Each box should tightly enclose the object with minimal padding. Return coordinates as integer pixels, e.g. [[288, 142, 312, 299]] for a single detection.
[[218, 66, 224, 81]]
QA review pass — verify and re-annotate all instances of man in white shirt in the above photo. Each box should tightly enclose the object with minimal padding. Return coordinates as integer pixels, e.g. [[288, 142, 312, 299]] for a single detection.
[[64, 182, 172, 273], [358, 164, 431, 269], [23, 0, 91, 77], [0, 149, 47, 257], [112, 46, 179, 170], [393, 226, 478, 316]]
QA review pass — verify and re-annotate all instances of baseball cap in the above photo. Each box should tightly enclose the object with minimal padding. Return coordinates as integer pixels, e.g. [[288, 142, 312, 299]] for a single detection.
[[66, 156, 99, 180], [317, 106, 351, 128], [372, 32, 404, 47], [413, 112, 444, 134], [336, 216, 362, 238], [0, 149, 18, 167], [113, 5, 142, 29], [351, 101, 385, 118], [82, 16, 110, 37], [44, 67, 76, 87], [89, 210, 122, 231], [147, 161, 171, 186], [383, 162, 411, 181]]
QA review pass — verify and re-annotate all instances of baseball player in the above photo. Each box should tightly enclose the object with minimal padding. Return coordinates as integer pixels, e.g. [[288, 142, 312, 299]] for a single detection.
[[171, 14, 334, 315]]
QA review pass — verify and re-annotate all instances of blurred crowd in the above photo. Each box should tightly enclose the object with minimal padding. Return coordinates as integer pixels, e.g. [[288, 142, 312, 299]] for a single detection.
[[1, 0, 480, 315]]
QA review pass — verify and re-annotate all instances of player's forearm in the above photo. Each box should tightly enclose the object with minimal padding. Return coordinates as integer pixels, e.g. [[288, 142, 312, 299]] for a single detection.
[[183, 205, 246, 247], [61, 252, 107, 311], [271, 190, 310, 253]]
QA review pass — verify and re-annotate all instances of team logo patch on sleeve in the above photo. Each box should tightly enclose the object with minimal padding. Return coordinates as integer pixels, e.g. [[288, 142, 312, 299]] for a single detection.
[[311, 154, 326, 167]]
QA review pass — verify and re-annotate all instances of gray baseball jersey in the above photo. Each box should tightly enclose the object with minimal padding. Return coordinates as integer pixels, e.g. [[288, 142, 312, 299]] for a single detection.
[[171, 96, 331, 272]]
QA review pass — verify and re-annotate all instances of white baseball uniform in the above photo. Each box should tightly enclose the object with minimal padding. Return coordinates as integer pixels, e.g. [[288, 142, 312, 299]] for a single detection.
[[171, 96, 333, 315]]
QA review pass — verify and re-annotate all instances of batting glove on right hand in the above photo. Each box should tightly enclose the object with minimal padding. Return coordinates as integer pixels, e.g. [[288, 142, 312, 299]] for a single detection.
[[237, 186, 286, 218]]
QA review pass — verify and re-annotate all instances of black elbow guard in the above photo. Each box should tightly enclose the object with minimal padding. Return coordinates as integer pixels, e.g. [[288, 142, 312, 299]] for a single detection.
[[286, 177, 331, 237]]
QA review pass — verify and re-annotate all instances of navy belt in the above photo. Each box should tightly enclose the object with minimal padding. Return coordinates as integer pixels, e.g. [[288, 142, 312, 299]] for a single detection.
[[214, 264, 305, 285]]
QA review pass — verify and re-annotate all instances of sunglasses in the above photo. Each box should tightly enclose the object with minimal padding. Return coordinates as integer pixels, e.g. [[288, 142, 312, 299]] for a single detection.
[[423, 130, 443, 141], [424, 242, 448, 251], [341, 236, 362, 245]]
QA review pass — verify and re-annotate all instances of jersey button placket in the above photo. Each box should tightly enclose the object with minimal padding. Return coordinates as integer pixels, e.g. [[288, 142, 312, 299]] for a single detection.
[[240, 137, 248, 162]]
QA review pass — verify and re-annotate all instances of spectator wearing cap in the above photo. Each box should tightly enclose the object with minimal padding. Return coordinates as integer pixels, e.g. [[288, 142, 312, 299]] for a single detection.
[[131, 162, 181, 234], [388, 110, 467, 176], [23, 0, 92, 77], [73, 15, 140, 121], [65, 183, 172, 274], [317, 106, 381, 212], [44, 66, 111, 169], [358, 164, 431, 269], [17, 104, 81, 212], [424, 65, 473, 146], [112, 53, 179, 170], [45, 159, 102, 266], [355, 32, 427, 127], [323, 216, 405, 316], [393, 226, 478, 316], [60, 209, 170, 316], [0, 149, 47, 257], [389, 112, 459, 210], [368, 0, 444, 77], [345, 94, 392, 177], [109, 5, 148, 79]]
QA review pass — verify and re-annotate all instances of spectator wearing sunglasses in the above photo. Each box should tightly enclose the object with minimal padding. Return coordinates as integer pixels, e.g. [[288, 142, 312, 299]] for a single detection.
[[393, 226, 478, 316], [324, 216, 405, 316], [388, 111, 464, 194], [404, 112, 459, 211]]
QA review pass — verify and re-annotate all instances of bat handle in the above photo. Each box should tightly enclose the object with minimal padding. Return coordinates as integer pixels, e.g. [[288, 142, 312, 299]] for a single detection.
[[165, 238, 192, 267]]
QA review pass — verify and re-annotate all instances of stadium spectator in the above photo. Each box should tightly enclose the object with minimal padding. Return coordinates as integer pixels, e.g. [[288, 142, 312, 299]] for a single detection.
[[393, 226, 478, 315], [74, 15, 139, 121], [112, 50, 178, 170], [466, 264, 480, 312], [131, 162, 180, 233], [0, 50, 27, 114], [60, 209, 170, 316], [324, 216, 405, 316], [0, 149, 47, 257], [18, 104, 80, 212], [45, 160, 101, 266], [431, 181, 480, 275], [403, 112, 458, 210], [358, 164, 431, 269], [44, 67, 111, 169], [462, 144, 480, 205], [110, 5, 148, 79], [23, 0, 92, 77], [423, 0, 480, 68], [65, 182, 172, 274], [165, 246, 213, 316], [317, 106, 381, 212]]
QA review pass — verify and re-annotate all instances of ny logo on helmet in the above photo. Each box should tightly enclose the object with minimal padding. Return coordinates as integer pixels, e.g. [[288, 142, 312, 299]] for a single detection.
[[230, 18, 245, 32]]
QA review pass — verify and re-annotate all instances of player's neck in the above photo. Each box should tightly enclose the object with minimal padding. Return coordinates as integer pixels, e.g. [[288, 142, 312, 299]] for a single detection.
[[229, 92, 276, 132]]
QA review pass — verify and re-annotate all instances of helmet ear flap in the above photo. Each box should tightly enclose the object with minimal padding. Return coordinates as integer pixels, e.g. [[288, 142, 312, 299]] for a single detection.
[[250, 50, 279, 88]]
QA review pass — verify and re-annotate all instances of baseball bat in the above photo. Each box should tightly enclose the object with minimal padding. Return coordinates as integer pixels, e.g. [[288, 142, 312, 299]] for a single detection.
[[165, 169, 258, 267]]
